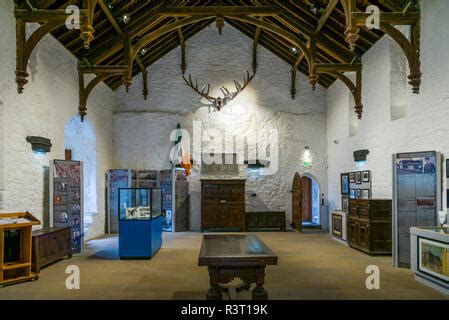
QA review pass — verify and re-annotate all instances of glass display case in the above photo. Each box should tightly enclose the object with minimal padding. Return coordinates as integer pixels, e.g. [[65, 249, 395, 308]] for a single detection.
[[118, 188, 163, 259], [119, 188, 162, 221]]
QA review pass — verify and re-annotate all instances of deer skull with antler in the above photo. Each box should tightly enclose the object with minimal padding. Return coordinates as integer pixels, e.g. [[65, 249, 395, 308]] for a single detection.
[[182, 71, 255, 112]]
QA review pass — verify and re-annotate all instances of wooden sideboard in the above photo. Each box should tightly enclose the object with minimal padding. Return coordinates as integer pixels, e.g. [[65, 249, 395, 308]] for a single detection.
[[201, 179, 245, 232], [246, 211, 286, 231], [32, 227, 72, 273], [348, 199, 392, 255]]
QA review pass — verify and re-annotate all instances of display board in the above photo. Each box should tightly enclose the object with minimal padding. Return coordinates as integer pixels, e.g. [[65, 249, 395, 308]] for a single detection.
[[107, 169, 136, 233], [393, 151, 441, 268], [160, 169, 173, 231], [138, 170, 159, 188], [50, 160, 83, 254], [159, 168, 189, 232]]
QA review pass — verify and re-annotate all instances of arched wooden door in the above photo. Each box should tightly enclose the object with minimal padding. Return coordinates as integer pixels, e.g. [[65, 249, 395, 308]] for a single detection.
[[291, 172, 302, 231]]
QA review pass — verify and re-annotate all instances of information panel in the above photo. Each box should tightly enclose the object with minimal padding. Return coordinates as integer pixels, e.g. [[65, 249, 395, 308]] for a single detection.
[[393, 151, 440, 267]]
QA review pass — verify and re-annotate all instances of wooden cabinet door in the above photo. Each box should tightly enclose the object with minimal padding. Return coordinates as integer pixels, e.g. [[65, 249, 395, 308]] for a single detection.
[[204, 205, 220, 227], [228, 205, 243, 224], [358, 222, 370, 249], [348, 219, 358, 245], [218, 206, 228, 226]]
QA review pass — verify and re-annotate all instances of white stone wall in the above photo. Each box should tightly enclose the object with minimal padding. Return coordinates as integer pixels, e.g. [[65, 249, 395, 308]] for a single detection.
[[0, 1, 117, 239], [326, 1, 449, 220], [114, 25, 329, 230]]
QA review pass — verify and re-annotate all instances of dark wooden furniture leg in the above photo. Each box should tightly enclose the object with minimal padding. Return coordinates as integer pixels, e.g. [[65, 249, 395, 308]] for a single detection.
[[252, 266, 268, 300], [206, 267, 223, 300]]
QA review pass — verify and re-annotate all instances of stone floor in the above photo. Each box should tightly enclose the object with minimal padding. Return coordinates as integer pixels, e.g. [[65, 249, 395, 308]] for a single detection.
[[0, 230, 447, 300]]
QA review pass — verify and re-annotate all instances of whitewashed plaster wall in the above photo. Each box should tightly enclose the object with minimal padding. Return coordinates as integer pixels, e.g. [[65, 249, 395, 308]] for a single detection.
[[114, 25, 329, 231], [0, 1, 117, 240], [326, 1, 449, 222]]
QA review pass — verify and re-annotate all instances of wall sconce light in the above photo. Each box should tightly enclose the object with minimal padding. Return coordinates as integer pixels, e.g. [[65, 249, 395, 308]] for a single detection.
[[26, 136, 52, 153], [354, 149, 369, 162]]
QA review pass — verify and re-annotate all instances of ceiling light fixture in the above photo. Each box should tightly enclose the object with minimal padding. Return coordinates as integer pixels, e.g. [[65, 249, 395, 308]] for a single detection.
[[290, 47, 300, 55], [121, 14, 130, 24]]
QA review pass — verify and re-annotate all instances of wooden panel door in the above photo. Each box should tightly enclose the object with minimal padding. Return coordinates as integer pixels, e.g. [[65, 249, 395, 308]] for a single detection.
[[301, 176, 312, 222], [291, 173, 302, 231], [204, 205, 220, 227]]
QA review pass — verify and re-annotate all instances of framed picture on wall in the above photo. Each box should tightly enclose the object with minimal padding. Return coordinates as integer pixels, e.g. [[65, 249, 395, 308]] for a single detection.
[[350, 189, 355, 199], [349, 172, 355, 183], [342, 196, 349, 214], [356, 189, 362, 199], [341, 173, 350, 195], [362, 170, 370, 182], [362, 189, 370, 199], [355, 171, 362, 184]]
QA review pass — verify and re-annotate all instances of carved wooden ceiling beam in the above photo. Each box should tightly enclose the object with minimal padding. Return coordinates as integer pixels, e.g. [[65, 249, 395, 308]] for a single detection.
[[252, 18, 263, 73], [78, 62, 127, 120], [315, 63, 363, 119], [158, 6, 281, 17], [122, 13, 312, 93], [98, 0, 147, 98], [175, 18, 187, 74], [341, 0, 421, 93], [291, 0, 339, 99], [14, 1, 97, 93]]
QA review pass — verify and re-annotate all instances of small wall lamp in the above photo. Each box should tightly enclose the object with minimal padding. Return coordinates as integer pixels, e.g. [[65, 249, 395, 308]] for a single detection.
[[354, 149, 369, 162], [26, 136, 52, 153]]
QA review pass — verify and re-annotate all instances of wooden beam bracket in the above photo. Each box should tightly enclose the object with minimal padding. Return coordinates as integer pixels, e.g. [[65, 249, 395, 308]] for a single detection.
[[252, 20, 262, 73], [78, 61, 128, 120], [341, 0, 421, 93], [315, 63, 363, 119], [14, 2, 98, 93], [175, 19, 187, 74]]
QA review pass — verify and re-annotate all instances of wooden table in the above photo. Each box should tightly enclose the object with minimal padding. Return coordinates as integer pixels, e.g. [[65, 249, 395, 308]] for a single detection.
[[198, 234, 278, 300]]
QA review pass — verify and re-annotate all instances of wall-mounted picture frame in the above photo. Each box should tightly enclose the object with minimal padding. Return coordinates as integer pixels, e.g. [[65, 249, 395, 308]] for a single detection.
[[362, 189, 370, 199], [356, 189, 362, 199], [362, 170, 370, 182], [349, 172, 355, 183], [355, 171, 362, 184], [350, 189, 355, 199], [340, 173, 350, 195], [342, 196, 349, 214]]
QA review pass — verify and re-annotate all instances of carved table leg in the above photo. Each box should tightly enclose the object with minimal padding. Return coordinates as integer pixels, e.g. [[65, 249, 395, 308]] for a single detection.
[[206, 267, 223, 300], [252, 266, 268, 300]]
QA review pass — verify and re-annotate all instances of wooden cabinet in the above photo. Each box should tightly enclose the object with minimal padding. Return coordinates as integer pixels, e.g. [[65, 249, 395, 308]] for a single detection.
[[32, 227, 72, 273], [246, 211, 286, 231], [201, 179, 245, 231], [348, 199, 392, 255]]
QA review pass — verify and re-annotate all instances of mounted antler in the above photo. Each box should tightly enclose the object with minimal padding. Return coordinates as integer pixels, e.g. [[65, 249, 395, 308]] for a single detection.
[[182, 71, 255, 111], [182, 74, 215, 104]]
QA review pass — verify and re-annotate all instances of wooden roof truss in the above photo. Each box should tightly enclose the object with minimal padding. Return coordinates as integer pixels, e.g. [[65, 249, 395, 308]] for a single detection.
[[13, 0, 421, 120]]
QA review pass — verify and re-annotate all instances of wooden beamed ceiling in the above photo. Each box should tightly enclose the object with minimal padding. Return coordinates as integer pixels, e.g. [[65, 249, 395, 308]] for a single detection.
[[31, 0, 407, 91], [15, 0, 419, 116]]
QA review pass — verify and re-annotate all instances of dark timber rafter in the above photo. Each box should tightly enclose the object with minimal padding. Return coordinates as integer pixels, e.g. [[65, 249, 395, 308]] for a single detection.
[[291, 0, 339, 99], [98, 0, 148, 99], [341, 0, 421, 93], [175, 18, 187, 74], [315, 62, 363, 119], [252, 18, 263, 73], [78, 63, 127, 121], [124, 13, 312, 92]]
